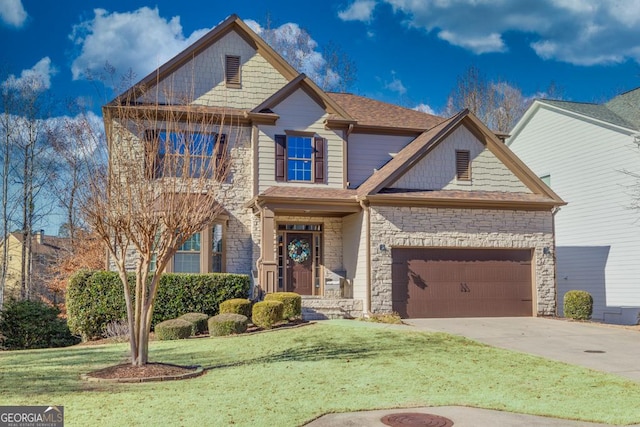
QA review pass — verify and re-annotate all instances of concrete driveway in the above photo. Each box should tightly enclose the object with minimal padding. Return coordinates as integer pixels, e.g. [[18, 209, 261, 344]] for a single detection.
[[406, 317, 640, 381]]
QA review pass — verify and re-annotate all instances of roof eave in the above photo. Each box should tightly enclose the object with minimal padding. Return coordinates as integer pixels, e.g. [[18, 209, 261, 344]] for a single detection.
[[364, 194, 564, 211]]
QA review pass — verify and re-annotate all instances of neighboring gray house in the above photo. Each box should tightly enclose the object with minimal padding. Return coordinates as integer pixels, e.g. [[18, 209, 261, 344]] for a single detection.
[[106, 15, 564, 319], [508, 88, 640, 324]]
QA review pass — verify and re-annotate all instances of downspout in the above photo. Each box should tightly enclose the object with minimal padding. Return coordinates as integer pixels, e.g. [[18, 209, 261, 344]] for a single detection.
[[359, 199, 371, 315], [551, 206, 561, 317]]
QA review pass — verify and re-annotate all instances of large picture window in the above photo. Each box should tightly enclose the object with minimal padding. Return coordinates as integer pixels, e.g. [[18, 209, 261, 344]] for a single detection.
[[162, 222, 226, 274], [275, 134, 325, 183], [146, 131, 226, 179]]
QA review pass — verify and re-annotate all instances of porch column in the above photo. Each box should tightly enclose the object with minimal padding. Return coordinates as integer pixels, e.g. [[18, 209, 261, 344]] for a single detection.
[[259, 206, 278, 294]]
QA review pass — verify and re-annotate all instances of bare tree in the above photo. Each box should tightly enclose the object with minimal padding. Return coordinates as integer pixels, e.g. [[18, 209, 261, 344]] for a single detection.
[[445, 65, 527, 133], [0, 74, 57, 301], [77, 76, 238, 366]]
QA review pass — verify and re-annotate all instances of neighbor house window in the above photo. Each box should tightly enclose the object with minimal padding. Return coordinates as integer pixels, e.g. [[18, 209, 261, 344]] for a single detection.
[[274, 134, 325, 183], [225, 55, 241, 88], [456, 150, 471, 181], [540, 174, 551, 187], [145, 131, 226, 179]]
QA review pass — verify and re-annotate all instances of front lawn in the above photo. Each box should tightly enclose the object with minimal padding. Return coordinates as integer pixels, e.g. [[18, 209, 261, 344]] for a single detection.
[[1, 320, 639, 426]]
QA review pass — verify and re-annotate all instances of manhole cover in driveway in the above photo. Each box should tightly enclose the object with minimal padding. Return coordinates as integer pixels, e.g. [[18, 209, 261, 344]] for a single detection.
[[381, 413, 454, 427]]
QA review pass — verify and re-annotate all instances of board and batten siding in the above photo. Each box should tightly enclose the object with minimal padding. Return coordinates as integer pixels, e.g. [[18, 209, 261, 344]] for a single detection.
[[391, 126, 531, 192], [137, 30, 288, 110], [257, 89, 343, 192], [347, 134, 414, 188], [508, 105, 640, 323]]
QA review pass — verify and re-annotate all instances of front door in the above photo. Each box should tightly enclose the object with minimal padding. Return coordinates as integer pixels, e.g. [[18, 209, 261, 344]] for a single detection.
[[286, 233, 314, 295]]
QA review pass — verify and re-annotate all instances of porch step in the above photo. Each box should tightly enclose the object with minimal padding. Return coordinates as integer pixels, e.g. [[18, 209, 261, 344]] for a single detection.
[[301, 297, 363, 321]]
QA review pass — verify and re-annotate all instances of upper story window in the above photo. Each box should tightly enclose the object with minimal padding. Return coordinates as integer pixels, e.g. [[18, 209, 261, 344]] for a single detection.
[[274, 134, 325, 183], [225, 55, 241, 88], [455, 149, 471, 181], [145, 131, 226, 179]]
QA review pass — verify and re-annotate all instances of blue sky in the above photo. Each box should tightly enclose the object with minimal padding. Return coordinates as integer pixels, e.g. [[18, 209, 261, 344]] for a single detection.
[[2, 0, 640, 117]]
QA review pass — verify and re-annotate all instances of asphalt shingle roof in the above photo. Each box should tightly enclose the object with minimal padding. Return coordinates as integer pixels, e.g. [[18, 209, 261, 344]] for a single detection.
[[541, 89, 640, 131]]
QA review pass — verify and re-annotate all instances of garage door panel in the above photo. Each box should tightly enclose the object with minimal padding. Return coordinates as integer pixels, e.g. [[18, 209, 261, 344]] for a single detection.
[[392, 248, 533, 318]]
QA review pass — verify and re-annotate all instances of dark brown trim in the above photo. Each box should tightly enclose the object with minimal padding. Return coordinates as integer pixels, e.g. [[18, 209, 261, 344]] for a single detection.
[[365, 194, 558, 211]]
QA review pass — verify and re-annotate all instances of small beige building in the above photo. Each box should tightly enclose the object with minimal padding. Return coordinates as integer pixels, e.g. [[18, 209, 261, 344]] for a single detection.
[[1, 231, 66, 303], [106, 15, 564, 319]]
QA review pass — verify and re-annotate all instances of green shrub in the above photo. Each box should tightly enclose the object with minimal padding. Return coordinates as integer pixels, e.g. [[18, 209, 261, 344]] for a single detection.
[[264, 292, 301, 320], [252, 301, 283, 329], [564, 290, 593, 320], [66, 270, 250, 340], [154, 319, 192, 340], [219, 298, 252, 318], [179, 312, 209, 335], [208, 313, 248, 336], [0, 299, 80, 350]]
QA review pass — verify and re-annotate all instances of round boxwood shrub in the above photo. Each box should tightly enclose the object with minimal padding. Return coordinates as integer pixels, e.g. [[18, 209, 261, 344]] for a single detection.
[[154, 319, 192, 340], [178, 312, 209, 335], [252, 300, 283, 329], [564, 290, 593, 320], [208, 313, 248, 336], [264, 292, 301, 320], [219, 298, 252, 318]]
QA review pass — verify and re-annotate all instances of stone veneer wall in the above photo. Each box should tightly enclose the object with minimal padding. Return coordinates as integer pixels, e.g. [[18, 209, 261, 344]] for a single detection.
[[110, 125, 255, 278], [369, 206, 556, 315]]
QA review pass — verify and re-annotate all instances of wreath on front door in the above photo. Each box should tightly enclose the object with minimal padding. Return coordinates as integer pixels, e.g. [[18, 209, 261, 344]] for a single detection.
[[288, 239, 311, 263]]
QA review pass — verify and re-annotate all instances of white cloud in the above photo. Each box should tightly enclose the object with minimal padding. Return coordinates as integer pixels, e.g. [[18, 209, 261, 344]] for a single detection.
[[69, 7, 211, 83], [245, 20, 344, 91], [338, 0, 377, 22], [0, 0, 27, 28], [413, 103, 435, 115], [384, 72, 406, 95], [2, 57, 57, 92], [355, 0, 640, 65]]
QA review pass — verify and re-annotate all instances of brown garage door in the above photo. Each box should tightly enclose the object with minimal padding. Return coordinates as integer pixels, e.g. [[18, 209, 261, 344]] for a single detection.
[[392, 248, 533, 318]]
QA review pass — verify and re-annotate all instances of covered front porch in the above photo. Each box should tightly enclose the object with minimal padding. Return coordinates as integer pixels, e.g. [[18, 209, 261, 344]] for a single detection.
[[247, 187, 366, 318]]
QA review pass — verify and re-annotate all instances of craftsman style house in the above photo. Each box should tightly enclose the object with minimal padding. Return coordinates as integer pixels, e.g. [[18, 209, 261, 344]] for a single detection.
[[105, 15, 564, 319]]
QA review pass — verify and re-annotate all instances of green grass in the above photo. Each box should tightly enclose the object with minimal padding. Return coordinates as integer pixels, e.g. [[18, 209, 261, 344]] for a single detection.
[[1, 320, 639, 426]]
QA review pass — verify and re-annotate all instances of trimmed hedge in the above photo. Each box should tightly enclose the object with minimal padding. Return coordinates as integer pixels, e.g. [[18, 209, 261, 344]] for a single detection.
[[219, 298, 252, 318], [264, 292, 301, 320], [66, 270, 250, 340], [155, 319, 192, 340], [0, 299, 80, 350], [208, 313, 248, 336], [252, 300, 283, 329], [564, 290, 593, 321], [179, 312, 209, 335]]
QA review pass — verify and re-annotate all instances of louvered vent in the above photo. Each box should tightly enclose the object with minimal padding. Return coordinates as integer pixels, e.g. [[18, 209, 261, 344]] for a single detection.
[[225, 55, 241, 87], [456, 150, 471, 181]]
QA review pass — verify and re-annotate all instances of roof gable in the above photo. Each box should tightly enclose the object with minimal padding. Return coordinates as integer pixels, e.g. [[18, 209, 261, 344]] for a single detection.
[[111, 15, 299, 107], [359, 109, 564, 205], [252, 74, 354, 121]]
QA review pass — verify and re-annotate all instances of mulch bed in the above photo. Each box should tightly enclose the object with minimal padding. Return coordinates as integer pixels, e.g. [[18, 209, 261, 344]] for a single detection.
[[83, 363, 203, 383]]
